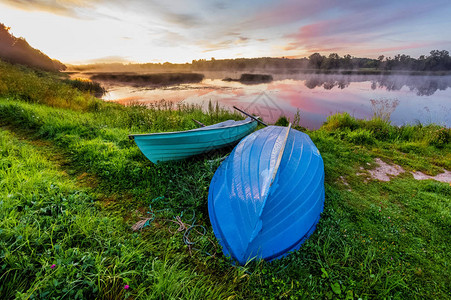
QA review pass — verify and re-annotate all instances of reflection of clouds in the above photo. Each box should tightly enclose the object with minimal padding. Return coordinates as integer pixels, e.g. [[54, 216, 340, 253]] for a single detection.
[[268, 81, 370, 118], [103, 83, 215, 103], [102, 76, 451, 129], [242, 92, 285, 121]]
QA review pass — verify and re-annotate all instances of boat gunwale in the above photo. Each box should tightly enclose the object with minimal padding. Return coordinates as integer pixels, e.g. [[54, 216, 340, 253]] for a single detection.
[[129, 118, 256, 139]]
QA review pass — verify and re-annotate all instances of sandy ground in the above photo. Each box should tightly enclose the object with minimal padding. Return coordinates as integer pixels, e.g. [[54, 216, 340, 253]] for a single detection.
[[365, 158, 451, 183], [411, 169, 451, 183], [368, 158, 405, 182]]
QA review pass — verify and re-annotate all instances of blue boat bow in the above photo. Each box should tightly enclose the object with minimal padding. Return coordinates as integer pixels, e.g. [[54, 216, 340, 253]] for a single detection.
[[208, 125, 325, 264]]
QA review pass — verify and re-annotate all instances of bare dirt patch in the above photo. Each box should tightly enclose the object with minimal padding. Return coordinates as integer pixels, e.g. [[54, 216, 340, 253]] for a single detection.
[[411, 170, 451, 183], [362, 158, 450, 183], [367, 158, 405, 182]]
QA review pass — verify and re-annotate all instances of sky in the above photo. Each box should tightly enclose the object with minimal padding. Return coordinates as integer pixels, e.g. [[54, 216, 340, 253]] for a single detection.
[[1, 0, 451, 64]]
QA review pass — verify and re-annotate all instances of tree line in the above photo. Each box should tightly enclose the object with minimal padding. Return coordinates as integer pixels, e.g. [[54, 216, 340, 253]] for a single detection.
[[191, 51, 451, 72], [72, 51, 451, 73], [307, 51, 451, 71]]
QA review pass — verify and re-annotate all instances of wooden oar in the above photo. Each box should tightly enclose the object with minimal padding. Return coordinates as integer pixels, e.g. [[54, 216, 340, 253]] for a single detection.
[[192, 118, 206, 127], [233, 106, 268, 127]]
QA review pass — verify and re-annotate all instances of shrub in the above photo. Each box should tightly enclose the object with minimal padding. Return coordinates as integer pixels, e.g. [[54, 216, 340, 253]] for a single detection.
[[362, 117, 392, 141], [275, 115, 290, 127], [62, 78, 106, 97], [427, 127, 450, 148], [322, 112, 359, 131], [344, 128, 375, 145], [396, 124, 421, 142]]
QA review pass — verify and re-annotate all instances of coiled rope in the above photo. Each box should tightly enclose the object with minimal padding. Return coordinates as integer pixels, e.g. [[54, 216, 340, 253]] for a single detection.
[[131, 196, 216, 257]]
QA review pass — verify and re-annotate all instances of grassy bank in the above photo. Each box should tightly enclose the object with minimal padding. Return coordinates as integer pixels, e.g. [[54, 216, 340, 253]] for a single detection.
[[1, 60, 450, 299]]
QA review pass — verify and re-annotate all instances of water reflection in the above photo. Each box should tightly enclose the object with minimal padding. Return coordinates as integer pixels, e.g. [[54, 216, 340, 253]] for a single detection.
[[376, 76, 451, 96], [285, 74, 451, 96], [86, 72, 451, 129]]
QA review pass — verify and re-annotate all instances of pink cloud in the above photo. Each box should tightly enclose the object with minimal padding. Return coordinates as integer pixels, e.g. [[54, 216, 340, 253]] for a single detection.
[[247, 0, 330, 28], [281, 2, 445, 56], [365, 42, 437, 55]]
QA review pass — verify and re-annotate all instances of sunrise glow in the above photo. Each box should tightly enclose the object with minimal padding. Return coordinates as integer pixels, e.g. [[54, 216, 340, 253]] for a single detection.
[[1, 0, 451, 64]]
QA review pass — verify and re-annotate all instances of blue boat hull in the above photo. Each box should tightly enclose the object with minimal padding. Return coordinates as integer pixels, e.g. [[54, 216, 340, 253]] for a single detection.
[[208, 126, 325, 265], [130, 118, 257, 163]]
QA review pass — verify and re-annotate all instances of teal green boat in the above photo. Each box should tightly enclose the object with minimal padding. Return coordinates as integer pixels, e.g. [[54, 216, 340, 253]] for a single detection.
[[129, 118, 257, 163]]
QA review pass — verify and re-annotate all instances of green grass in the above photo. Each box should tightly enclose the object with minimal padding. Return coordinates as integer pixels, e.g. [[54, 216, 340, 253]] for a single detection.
[[1, 59, 450, 299], [0, 128, 239, 299]]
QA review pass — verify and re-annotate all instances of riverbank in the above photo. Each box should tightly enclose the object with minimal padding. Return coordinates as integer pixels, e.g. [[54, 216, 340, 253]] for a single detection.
[[1, 60, 450, 299]]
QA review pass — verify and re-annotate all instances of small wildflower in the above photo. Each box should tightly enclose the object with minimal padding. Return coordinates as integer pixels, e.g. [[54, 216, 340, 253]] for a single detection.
[[50, 264, 56, 269], [388, 216, 390, 219], [124, 285, 130, 290]]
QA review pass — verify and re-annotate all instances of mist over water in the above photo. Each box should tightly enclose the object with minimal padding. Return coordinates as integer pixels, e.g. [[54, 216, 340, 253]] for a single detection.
[[91, 72, 451, 129]]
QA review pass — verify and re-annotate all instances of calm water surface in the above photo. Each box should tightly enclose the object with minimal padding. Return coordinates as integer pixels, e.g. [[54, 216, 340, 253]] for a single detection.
[[99, 73, 451, 129]]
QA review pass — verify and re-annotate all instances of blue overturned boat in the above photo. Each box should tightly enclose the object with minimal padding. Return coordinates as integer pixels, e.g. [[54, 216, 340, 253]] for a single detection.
[[208, 124, 325, 265], [129, 118, 257, 164]]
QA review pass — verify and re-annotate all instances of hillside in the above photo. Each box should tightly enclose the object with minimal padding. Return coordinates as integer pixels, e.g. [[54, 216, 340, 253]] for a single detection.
[[0, 23, 65, 72]]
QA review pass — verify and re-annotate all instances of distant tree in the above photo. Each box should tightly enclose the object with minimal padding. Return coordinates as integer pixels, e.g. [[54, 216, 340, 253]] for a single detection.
[[308, 53, 325, 69], [341, 54, 353, 69], [425, 50, 450, 71], [377, 55, 385, 69], [320, 53, 340, 69], [69, 49, 451, 73]]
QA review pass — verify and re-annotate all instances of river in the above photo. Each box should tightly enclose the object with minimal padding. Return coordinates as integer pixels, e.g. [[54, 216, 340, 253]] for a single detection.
[[88, 72, 451, 129]]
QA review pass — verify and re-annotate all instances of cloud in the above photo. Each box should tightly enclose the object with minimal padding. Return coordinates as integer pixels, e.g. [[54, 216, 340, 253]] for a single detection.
[[3, 0, 450, 63], [200, 40, 233, 52], [74, 55, 131, 64], [363, 42, 438, 56], [2, 0, 102, 17], [282, 1, 449, 55], [244, 0, 330, 28], [152, 30, 190, 47], [162, 12, 202, 28], [236, 36, 249, 44], [239, 0, 396, 30], [198, 36, 250, 52]]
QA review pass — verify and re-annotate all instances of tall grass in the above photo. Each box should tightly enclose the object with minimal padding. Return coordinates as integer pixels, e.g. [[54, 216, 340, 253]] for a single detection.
[[0, 129, 237, 299], [0, 60, 101, 111], [370, 98, 400, 122], [321, 110, 450, 149], [62, 78, 106, 97], [1, 61, 450, 299]]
